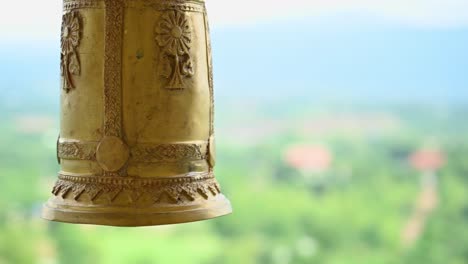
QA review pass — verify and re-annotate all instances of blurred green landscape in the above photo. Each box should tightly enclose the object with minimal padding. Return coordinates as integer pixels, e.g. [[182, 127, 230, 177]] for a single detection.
[[1, 99, 468, 264], [2, 2, 468, 261]]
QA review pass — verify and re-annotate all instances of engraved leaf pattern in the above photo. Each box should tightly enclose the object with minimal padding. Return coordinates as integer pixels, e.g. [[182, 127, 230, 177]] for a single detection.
[[69, 52, 81, 75], [182, 59, 194, 77], [155, 11, 194, 90], [160, 55, 172, 78], [51, 174, 221, 205], [61, 11, 82, 93]]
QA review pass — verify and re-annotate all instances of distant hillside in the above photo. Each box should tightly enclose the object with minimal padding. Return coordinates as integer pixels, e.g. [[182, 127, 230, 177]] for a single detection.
[[211, 19, 468, 103], [1, 18, 467, 114]]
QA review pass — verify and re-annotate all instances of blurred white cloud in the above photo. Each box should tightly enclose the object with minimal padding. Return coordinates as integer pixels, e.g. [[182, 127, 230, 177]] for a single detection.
[[0, 0, 61, 41], [1, 0, 467, 41], [207, 0, 468, 28]]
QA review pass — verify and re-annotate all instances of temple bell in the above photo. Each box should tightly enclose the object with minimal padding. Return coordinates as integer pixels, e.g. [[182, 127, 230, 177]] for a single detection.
[[42, 0, 232, 226]]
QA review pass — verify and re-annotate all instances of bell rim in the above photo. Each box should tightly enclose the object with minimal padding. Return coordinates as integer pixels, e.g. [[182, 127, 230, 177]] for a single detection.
[[41, 195, 232, 227]]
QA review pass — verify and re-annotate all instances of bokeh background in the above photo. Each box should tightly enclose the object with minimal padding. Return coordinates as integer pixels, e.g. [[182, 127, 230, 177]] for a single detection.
[[1, 0, 468, 263]]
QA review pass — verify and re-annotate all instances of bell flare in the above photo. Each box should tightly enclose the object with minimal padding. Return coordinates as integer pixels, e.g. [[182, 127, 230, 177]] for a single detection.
[[42, 191, 232, 227], [42, 0, 232, 226]]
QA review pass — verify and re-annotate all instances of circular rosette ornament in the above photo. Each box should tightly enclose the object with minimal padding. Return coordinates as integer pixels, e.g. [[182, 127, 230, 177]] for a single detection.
[[155, 11, 194, 90], [61, 11, 82, 93]]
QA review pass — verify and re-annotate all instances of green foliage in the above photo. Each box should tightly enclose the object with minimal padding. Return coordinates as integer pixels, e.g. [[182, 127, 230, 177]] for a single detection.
[[1, 103, 467, 263]]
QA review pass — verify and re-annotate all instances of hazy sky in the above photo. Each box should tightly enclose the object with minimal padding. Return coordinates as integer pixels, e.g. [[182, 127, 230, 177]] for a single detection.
[[1, 0, 467, 105], [1, 0, 468, 41]]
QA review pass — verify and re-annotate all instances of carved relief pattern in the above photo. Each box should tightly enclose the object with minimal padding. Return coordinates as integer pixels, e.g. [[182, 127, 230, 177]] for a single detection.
[[57, 141, 208, 162], [156, 10, 194, 90], [44, 1, 231, 226], [103, 0, 124, 138], [52, 173, 221, 204], [63, 0, 103, 11], [58, 141, 97, 160], [63, 0, 206, 12], [130, 0, 206, 13], [132, 144, 206, 162], [61, 11, 82, 93]]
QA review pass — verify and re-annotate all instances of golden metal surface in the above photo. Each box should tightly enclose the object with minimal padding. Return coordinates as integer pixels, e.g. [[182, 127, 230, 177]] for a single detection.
[[42, 0, 232, 226], [96, 136, 130, 172]]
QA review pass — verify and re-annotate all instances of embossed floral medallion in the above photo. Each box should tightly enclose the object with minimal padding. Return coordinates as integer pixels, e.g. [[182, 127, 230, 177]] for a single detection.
[[156, 11, 194, 90], [61, 11, 82, 93]]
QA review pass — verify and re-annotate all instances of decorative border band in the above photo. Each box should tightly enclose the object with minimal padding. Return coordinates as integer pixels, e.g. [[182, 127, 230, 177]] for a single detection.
[[52, 172, 221, 203], [64, 0, 205, 13], [58, 141, 208, 162], [58, 172, 214, 185], [58, 141, 98, 160], [103, 0, 124, 138], [128, 0, 205, 13], [63, 0, 104, 11], [131, 143, 207, 162]]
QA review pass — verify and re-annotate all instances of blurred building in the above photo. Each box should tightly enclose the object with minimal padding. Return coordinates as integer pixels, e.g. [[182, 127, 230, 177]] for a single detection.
[[284, 145, 332, 173]]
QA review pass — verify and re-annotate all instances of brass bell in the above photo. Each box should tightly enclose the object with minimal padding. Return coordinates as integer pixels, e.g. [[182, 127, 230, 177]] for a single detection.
[[42, 0, 232, 226]]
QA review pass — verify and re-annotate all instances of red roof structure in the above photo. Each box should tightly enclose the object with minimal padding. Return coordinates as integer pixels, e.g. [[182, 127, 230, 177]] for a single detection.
[[284, 145, 332, 172], [409, 149, 445, 172]]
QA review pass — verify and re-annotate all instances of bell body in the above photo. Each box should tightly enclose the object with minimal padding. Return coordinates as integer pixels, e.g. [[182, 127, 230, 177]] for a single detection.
[[42, 0, 232, 226]]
